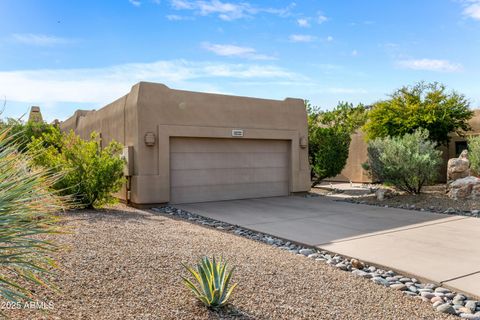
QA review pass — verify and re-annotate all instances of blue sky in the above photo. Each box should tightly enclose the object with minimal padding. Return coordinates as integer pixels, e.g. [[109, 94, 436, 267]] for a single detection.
[[0, 0, 479, 121]]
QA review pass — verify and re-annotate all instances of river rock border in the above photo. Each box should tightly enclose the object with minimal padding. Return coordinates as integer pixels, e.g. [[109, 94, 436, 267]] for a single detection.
[[152, 206, 480, 319]]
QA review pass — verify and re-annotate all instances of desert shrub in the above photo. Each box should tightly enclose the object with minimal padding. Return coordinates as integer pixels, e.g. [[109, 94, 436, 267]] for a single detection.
[[309, 127, 351, 187], [0, 118, 60, 151], [0, 128, 65, 305], [363, 82, 473, 146], [468, 136, 480, 175], [363, 129, 442, 194], [307, 101, 367, 186], [182, 256, 237, 308], [29, 131, 125, 209]]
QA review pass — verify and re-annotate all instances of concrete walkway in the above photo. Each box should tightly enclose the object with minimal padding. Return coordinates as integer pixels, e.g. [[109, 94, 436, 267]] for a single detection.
[[178, 196, 480, 298]]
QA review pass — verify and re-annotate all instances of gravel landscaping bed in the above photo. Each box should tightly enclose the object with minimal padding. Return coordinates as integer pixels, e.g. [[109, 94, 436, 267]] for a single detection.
[[314, 185, 480, 218], [343, 195, 480, 218], [154, 206, 480, 319], [6, 204, 458, 320]]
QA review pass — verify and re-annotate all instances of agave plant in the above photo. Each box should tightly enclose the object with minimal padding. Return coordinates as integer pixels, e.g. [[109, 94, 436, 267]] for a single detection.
[[0, 128, 65, 303], [182, 256, 237, 308]]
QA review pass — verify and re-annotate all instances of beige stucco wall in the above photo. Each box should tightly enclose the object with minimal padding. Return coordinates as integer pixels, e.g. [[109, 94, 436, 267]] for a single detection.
[[326, 131, 370, 183], [61, 82, 310, 205]]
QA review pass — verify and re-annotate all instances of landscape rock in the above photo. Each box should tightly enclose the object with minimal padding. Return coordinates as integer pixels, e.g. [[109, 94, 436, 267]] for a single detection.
[[445, 292, 456, 299], [460, 314, 480, 320], [408, 286, 418, 293], [352, 269, 369, 278], [335, 262, 348, 271], [455, 294, 468, 301], [299, 248, 315, 256], [431, 296, 444, 303], [435, 287, 451, 294], [447, 150, 471, 181], [424, 283, 438, 290], [466, 301, 478, 312], [372, 277, 390, 287], [375, 188, 393, 201], [350, 258, 365, 269], [436, 303, 457, 315], [390, 283, 407, 291], [421, 292, 436, 299], [459, 307, 474, 314], [448, 176, 480, 200]]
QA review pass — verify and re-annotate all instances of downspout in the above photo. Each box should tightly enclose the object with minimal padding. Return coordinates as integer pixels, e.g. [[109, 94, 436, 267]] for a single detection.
[[123, 95, 132, 205]]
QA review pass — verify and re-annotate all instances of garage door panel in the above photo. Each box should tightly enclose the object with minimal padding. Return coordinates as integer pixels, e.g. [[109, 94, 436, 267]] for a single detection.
[[170, 138, 290, 204], [171, 152, 288, 170], [171, 167, 289, 187], [170, 138, 288, 153], [171, 181, 289, 204]]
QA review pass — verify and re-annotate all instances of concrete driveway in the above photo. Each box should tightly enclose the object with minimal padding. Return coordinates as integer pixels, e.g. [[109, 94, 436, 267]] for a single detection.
[[178, 195, 480, 298]]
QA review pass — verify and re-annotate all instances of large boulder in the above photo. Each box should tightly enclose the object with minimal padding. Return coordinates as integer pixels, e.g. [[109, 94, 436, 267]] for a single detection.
[[447, 149, 470, 181], [448, 176, 480, 200]]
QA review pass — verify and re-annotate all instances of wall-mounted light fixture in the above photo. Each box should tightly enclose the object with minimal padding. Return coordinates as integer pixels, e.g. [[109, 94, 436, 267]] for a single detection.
[[300, 136, 307, 148], [144, 132, 156, 146]]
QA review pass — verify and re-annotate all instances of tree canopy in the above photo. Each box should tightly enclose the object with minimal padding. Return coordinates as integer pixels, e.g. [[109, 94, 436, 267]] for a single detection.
[[363, 82, 473, 146]]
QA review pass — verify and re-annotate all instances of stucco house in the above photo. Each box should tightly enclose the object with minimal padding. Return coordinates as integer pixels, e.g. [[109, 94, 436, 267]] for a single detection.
[[60, 82, 311, 206]]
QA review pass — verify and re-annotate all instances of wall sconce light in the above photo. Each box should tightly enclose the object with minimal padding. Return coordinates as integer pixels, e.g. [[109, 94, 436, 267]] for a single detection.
[[300, 136, 307, 148], [144, 132, 156, 146]]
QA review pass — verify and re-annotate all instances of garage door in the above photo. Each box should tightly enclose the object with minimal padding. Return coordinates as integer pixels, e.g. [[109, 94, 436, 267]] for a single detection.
[[170, 138, 290, 204]]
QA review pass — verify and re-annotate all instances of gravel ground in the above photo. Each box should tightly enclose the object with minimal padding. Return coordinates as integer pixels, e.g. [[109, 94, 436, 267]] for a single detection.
[[8, 205, 456, 320], [315, 185, 480, 214], [345, 185, 480, 214]]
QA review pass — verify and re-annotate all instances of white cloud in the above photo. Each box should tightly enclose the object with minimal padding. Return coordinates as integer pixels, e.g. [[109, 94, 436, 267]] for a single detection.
[[317, 13, 328, 24], [326, 36, 334, 42], [0, 60, 303, 106], [129, 0, 141, 6], [289, 34, 316, 43], [297, 18, 310, 27], [351, 49, 358, 56], [397, 59, 463, 72], [11, 33, 73, 46], [464, 1, 480, 20], [166, 14, 193, 20], [170, 0, 295, 20], [202, 43, 275, 60], [171, 0, 193, 9]]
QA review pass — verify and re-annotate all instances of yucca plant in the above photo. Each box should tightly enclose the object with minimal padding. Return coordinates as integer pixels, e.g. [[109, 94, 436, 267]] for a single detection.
[[0, 128, 65, 304], [182, 256, 237, 308]]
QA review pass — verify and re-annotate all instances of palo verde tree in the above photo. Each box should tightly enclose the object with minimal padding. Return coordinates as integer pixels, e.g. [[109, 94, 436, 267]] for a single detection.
[[308, 101, 367, 187], [363, 82, 473, 146]]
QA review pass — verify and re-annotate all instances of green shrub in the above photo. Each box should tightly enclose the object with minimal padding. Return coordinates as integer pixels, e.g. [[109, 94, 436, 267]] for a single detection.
[[0, 128, 65, 304], [307, 101, 366, 187], [29, 131, 125, 208], [468, 136, 480, 175], [309, 127, 351, 187], [363, 129, 442, 194], [0, 118, 60, 152], [182, 257, 237, 308]]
